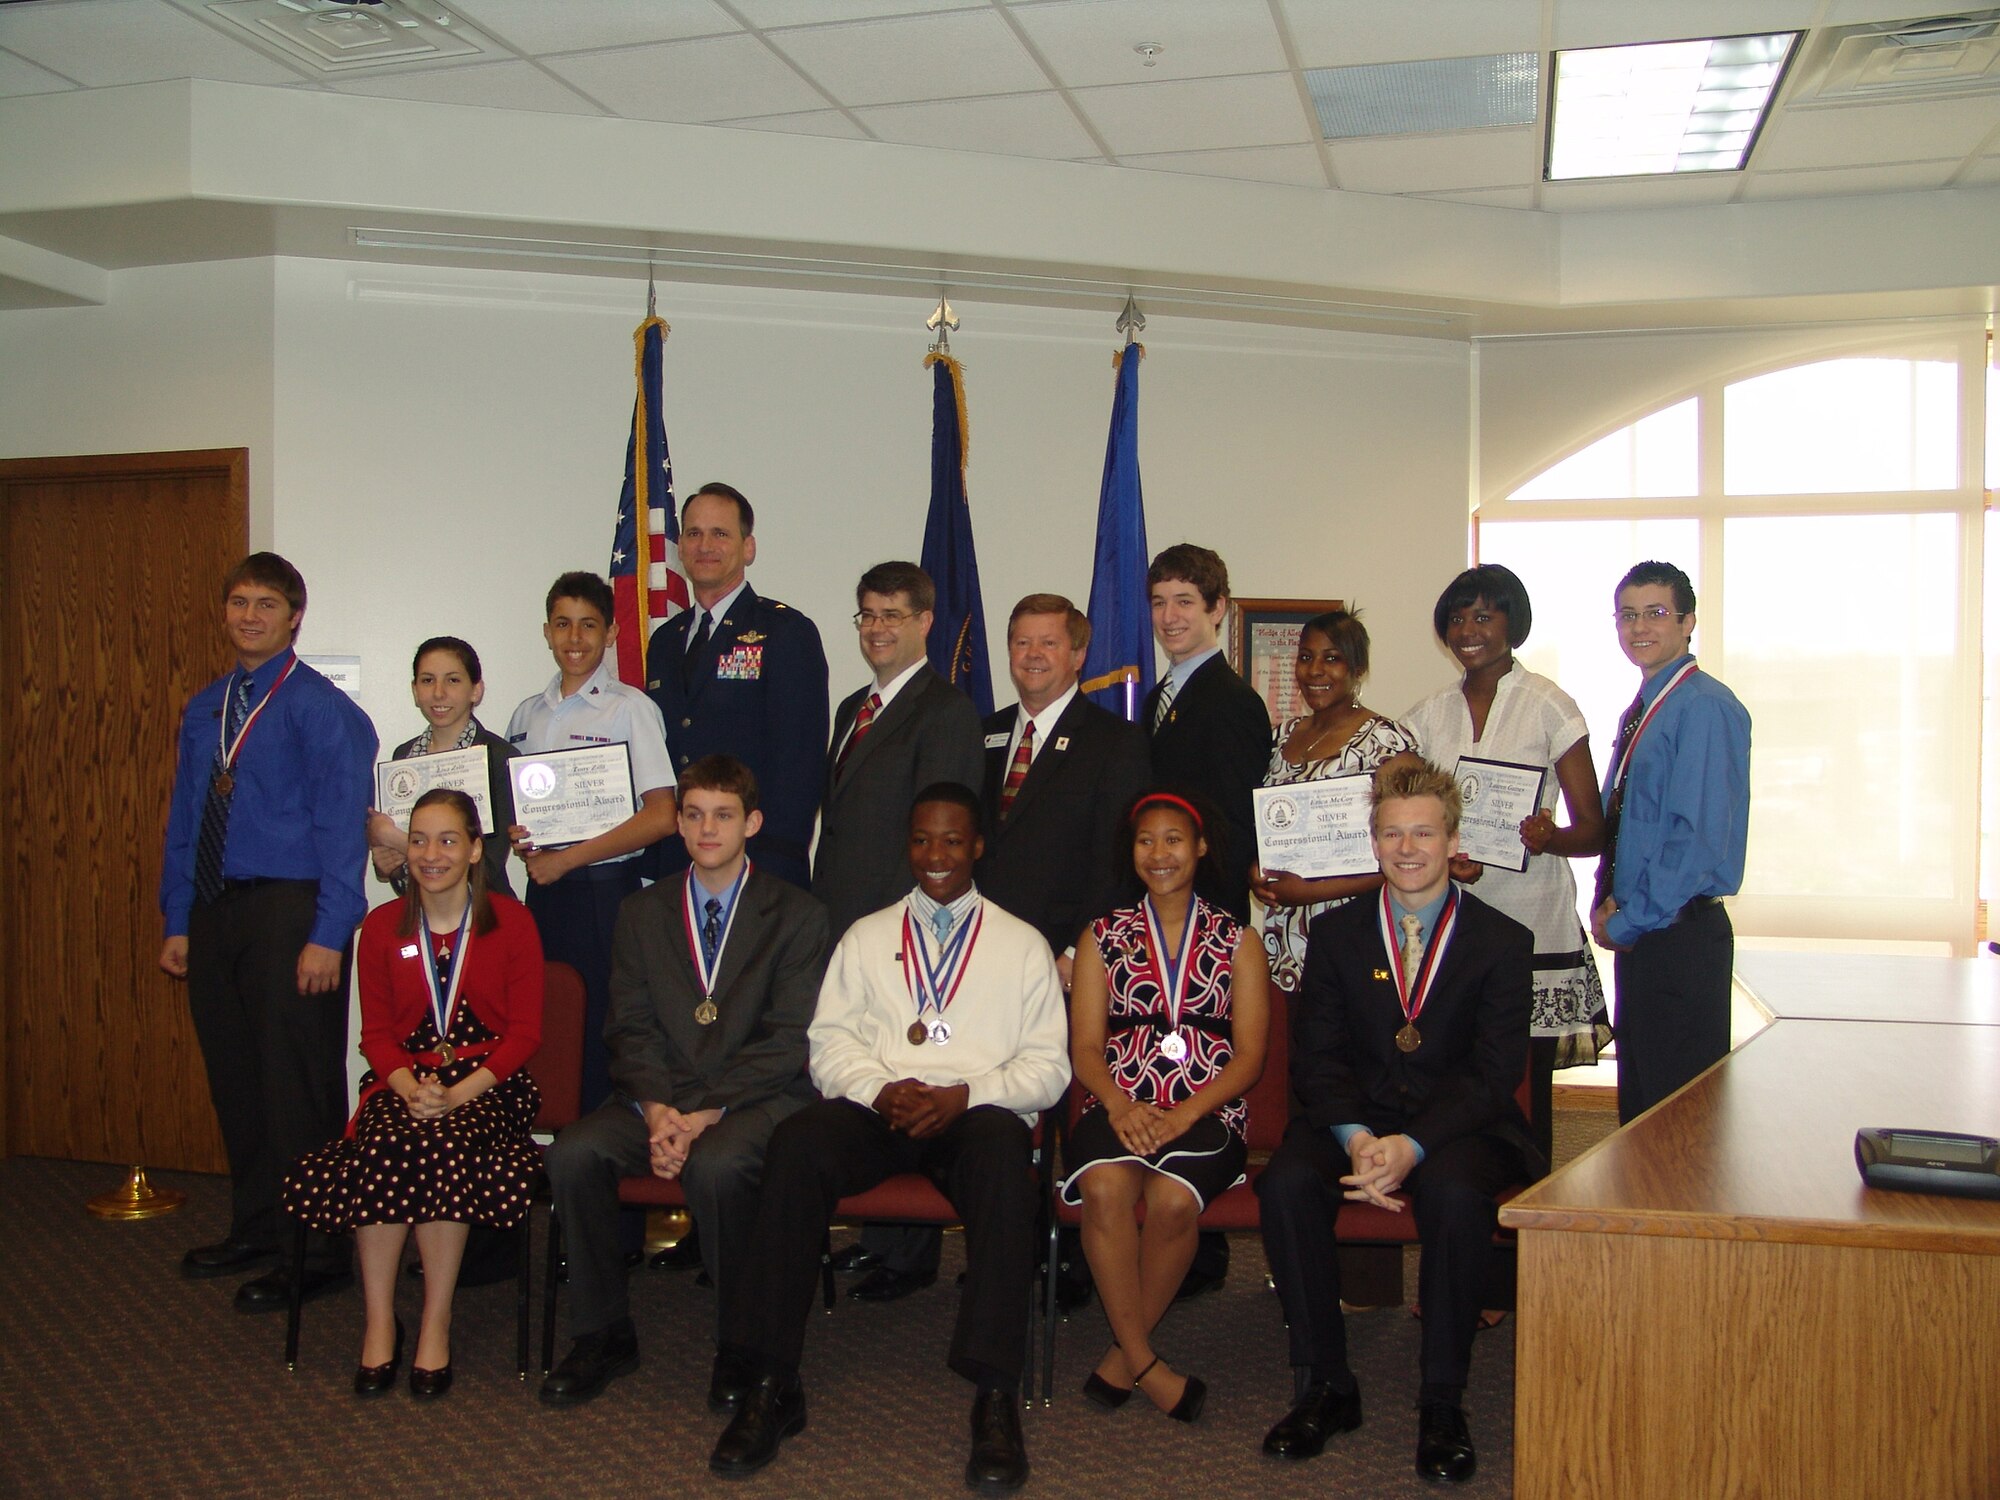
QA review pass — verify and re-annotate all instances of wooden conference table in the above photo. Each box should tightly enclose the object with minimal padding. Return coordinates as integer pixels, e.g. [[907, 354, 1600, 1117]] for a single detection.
[[1502, 956, 2000, 1500]]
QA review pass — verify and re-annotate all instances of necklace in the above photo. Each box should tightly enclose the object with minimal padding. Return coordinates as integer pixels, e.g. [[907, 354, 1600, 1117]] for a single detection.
[[1293, 703, 1365, 759]]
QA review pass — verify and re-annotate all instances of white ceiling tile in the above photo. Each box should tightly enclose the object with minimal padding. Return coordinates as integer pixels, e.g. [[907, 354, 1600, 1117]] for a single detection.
[[442, 0, 740, 55], [1740, 159, 1963, 199], [1539, 174, 1745, 211], [1822, 0, 1982, 21], [0, 48, 76, 97], [1011, 0, 1286, 88], [1755, 96, 2000, 170], [329, 60, 603, 115], [0, 0, 302, 87], [1415, 184, 1540, 209], [1075, 72, 1307, 156], [1281, 0, 1540, 68], [1328, 128, 1538, 195], [713, 108, 869, 140], [769, 11, 1049, 108], [1120, 142, 1328, 188], [1553, 1, 1818, 51], [854, 91, 1098, 158], [545, 33, 827, 121], [1959, 155, 2000, 187], [738, 0, 983, 25]]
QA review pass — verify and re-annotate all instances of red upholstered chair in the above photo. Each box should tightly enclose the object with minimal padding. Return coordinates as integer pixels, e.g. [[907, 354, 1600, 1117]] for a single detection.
[[284, 959, 586, 1379], [1039, 985, 1292, 1403]]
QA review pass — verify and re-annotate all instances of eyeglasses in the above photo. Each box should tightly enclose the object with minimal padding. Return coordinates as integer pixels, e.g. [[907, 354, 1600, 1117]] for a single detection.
[[853, 609, 916, 628], [1614, 606, 1688, 627]]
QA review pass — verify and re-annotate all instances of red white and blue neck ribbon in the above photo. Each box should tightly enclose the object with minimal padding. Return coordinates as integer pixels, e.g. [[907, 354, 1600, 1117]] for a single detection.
[[217, 655, 298, 771], [683, 862, 751, 1001], [1609, 659, 1699, 793], [418, 899, 474, 1046], [900, 899, 984, 1023], [1140, 896, 1198, 1036], [1377, 886, 1458, 1031]]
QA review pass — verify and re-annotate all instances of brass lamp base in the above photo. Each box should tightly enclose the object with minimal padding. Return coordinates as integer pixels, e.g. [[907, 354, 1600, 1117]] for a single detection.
[[86, 1165, 187, 1220]]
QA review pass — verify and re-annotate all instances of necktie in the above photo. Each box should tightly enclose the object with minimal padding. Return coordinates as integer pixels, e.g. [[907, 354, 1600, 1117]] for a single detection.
[[701, 897, 723, 968], [931, 907, 954, 945], [835, 692, 880, 776], [999, 720, 1035, 816], [1594, 691, 1647, 905], [681, 610, 711, 688], [193, 674, 252, 905], [1399, 913, 1424, 983], [1152, 672, 1178, 733]]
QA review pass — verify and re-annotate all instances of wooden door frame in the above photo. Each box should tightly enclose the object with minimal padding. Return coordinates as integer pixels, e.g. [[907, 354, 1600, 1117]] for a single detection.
[[0, 448, 248, 1162]]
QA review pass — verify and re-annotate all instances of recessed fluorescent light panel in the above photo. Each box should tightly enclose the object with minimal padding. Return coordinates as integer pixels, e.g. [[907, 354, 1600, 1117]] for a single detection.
[[1547, 32, 1798, 180], [1305, 54, 1539, 139]]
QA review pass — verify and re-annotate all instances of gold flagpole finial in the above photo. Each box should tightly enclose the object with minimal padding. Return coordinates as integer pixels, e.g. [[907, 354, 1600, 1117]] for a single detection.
[[927, 291, 960, 354]]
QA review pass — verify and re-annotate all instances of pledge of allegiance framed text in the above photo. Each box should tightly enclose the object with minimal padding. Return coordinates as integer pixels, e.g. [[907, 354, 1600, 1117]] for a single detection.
[[1227, 597, 1343, 726]]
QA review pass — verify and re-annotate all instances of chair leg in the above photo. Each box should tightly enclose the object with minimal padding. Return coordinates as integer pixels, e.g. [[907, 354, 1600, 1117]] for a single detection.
[[820, 1228, 836, 1314], [540, 1208, 564, 1376], [284, 1218, 306, 1370], [1040, 1221, 1059, 1406], [516, 1209, 533, 1380]]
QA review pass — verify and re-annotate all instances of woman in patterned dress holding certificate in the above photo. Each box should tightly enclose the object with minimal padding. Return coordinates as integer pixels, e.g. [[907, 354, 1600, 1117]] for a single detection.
[[367, 636, 518, 898], [1060, 793, 1269, 1423], [1250, 610, 1420, 994], [284, 789, 544, 1399], [1400, 565, 1607, 1162]]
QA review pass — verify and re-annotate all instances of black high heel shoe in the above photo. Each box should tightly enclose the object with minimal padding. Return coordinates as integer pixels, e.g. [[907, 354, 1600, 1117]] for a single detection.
[[1132, 1356, 1207, 1424], [353, 1317, 404, 1397], [409, 1362, 453, 1399], [1081, 1344, 1133, 1410]]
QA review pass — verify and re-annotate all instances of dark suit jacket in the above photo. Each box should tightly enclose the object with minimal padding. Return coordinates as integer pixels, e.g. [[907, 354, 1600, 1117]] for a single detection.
[[604, 866, 829, 1113], [976, 694, 1151, 955], [1142, 654, 1273, 922], [811, 665, 985, 940], [645, 583, 829, 887], [1292, 888, 1542, 1174]]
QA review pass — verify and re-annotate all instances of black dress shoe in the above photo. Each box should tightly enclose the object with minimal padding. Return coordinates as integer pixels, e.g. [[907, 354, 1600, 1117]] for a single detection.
[[352, 1318, 405, 1397], [848, 1266, 937, 1302], [1263, 1381, 1364, 1460], [1415, 1399, 1476, 1482], [708, 1349, 755, 1414], [182, 1238, 276, 1279], [965, 1388, 1029, 1493], [234, 1265, 352, 1313], [409, 1363, 453, 1399], [539, 1322, 640, 1405], [649, 1228, 704, 1271], [827, 1243, 881, 1274], [710, 1373, 806, 1477]]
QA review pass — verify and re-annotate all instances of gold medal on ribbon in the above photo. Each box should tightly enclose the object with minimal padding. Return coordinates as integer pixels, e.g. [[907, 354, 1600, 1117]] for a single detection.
[[213, 770, 234, 797], [1394, 1024, 1421, 1054], [694, 1000, 719, 1027], [437, 1041, 456, 1065], [907, 1020, 929, 1046]]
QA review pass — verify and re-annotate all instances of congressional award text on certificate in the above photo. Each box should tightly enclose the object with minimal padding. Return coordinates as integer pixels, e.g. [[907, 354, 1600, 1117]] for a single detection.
[[1452, 755, 1547, 873], [507, 743, 636, 849], [1252, 775, 1377, 880], [376, 746, 494, 836]]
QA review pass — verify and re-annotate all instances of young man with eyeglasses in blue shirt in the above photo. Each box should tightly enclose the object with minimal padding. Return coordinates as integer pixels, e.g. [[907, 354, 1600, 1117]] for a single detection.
[[1589, 560, 1752, 1124]]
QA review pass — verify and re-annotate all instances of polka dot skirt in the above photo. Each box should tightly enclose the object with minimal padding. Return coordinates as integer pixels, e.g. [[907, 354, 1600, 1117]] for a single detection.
[[283, 1003, 542, 1232]]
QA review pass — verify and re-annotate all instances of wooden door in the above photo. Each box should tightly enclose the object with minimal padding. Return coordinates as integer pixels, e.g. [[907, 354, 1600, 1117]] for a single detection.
[[1, 450, 247, 1169]]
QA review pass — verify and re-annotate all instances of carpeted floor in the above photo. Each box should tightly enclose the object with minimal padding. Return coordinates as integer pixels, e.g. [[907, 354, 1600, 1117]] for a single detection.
[[2, 1105, 1618, 1499]]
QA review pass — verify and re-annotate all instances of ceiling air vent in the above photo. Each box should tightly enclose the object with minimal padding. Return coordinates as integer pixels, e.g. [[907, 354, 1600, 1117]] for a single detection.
[[1790, 10, 2000, 104], [205, 0, 488, 73]]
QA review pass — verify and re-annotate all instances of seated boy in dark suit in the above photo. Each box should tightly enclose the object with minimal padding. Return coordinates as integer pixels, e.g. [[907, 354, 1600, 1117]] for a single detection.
[[1257, 760, 1540, 1483], [540, 755, 829, 1408]]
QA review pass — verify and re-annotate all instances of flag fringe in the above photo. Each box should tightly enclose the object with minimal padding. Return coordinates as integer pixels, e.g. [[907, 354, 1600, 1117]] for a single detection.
[[923, 351, 970, 471], [1113, 341, 1145, 372]]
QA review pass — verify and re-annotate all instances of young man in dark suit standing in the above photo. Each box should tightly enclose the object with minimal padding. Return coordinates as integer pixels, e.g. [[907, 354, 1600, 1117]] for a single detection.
[[541, 755, 829, 1408], [1140, 543, 1271, 1295], [645, 482, 828, 892], [1258, 760, 1539, 1484]]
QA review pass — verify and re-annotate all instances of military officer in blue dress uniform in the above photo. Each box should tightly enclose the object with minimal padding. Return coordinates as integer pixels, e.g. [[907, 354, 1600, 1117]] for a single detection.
[[647, 482, 829, 892]]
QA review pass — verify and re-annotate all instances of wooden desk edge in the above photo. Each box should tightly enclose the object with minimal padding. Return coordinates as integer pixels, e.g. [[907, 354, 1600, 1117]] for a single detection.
[[1498, 1201, 2000, 1255]]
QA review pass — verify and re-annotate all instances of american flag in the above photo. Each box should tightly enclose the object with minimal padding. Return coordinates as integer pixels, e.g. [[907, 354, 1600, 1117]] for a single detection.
[[608, 315, 689, 686]]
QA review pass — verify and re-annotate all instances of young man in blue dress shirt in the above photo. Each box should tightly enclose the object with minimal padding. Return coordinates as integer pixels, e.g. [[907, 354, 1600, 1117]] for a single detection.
[[159, 552, 377, 1309], [1589, 560, 1752, 1125]]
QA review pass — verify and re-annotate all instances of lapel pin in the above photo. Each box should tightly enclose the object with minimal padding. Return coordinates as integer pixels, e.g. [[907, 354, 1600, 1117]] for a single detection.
[[1054, 736, 1070, 751]]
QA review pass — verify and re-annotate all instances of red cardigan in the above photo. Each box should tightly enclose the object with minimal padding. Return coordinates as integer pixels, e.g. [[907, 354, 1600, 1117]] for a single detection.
[[357, 893, 544, 1085]]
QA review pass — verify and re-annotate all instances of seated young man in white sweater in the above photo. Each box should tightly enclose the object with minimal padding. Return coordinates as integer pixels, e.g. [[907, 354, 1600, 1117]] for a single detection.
[[709, 782, 1070, 1495]]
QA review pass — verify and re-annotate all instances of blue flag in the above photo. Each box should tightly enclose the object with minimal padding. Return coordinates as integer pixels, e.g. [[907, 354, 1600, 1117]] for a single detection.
[[1081, 345, 1153, 719], [920, 353, 994, 714]]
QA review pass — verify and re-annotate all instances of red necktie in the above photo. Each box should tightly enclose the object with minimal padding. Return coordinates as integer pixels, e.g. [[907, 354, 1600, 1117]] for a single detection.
[[835, 692, 880, 776], [999, 720, 1035, 817]]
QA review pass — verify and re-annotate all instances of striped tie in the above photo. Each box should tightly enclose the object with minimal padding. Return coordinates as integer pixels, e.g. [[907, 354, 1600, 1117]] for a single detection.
[[999, 720, 1034, 817], [835, 692, 880, 776], [1152, 671, 1178, 732], [193, 674, 252, 905]]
